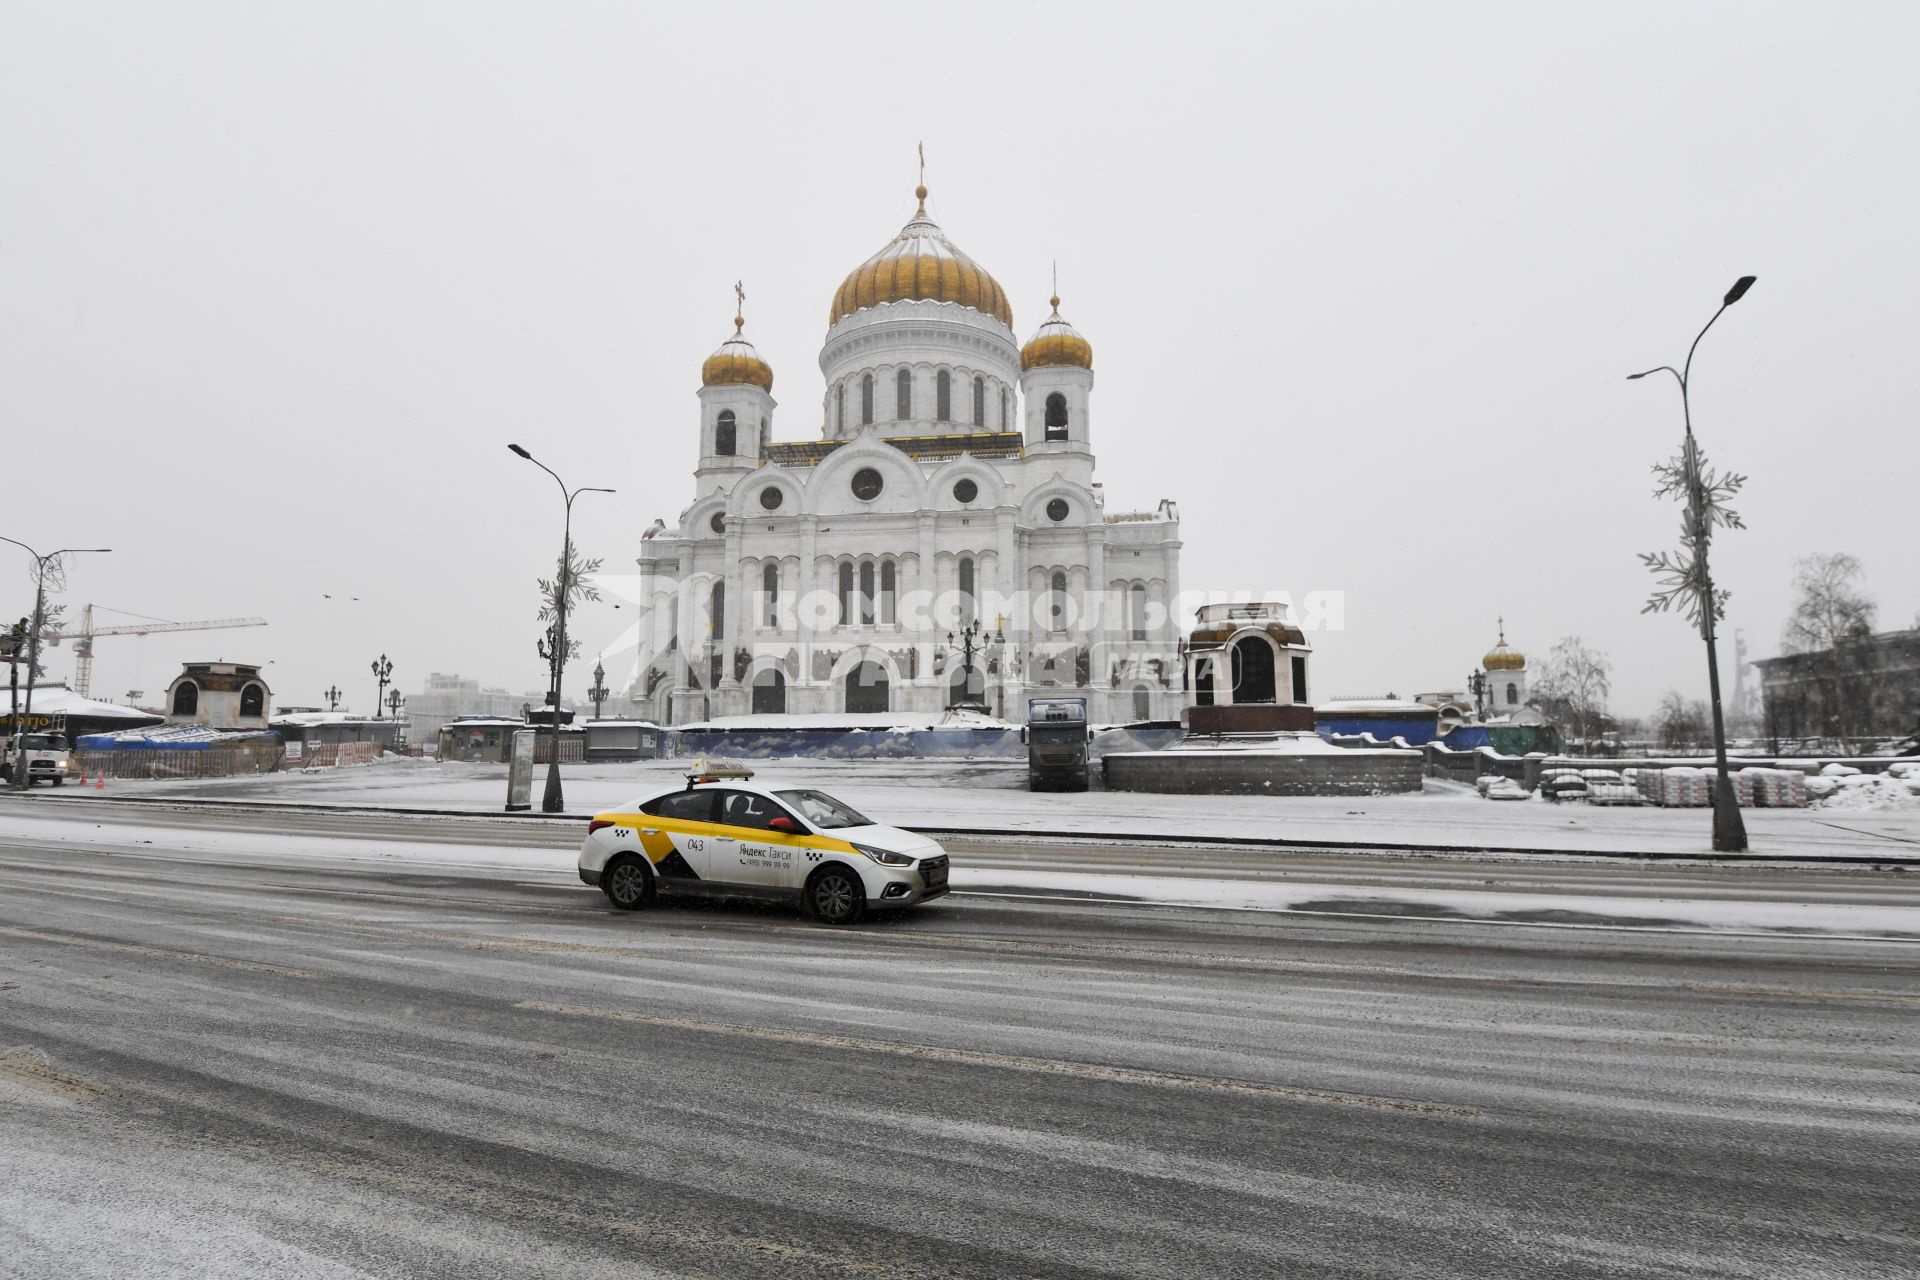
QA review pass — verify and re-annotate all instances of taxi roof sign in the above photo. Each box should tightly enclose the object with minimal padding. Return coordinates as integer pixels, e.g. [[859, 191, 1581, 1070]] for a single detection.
[[685, 755, 754, 786]]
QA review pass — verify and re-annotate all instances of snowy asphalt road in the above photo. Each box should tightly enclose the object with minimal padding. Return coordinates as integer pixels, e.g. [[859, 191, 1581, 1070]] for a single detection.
[[2, 805, 1917, 1278]]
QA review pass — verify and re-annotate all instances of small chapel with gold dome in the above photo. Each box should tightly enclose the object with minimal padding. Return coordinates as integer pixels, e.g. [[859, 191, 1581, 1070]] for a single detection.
[[632, 175, 1184, 725]]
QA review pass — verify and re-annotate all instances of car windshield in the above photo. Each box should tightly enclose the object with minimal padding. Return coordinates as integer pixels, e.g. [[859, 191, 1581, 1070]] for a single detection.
[[774, 789, 873, 830], [23, 734, 66, 750]]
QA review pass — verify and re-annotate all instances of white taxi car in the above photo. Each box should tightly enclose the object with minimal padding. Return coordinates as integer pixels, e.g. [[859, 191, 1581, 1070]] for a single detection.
[[577, 770, 951, 925]]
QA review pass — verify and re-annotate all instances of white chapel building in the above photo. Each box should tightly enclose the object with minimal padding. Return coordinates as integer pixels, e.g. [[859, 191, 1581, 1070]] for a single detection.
[[631, 179, 1184, 726]]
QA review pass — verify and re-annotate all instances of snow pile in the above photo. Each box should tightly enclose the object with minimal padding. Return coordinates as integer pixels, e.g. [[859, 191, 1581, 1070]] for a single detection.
[[1476, 775, 1528, 801], [1811, 762, 1920, 811]]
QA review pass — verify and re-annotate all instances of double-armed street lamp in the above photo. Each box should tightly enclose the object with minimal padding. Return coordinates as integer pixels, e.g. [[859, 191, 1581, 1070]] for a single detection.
[[386, 688, 404, 719], [1627, 275, 1757, 853], [324, 685, 342, 712], [509, 444, 615, 814], [2, 538, 110, 789], [370, 654, 393, 719]]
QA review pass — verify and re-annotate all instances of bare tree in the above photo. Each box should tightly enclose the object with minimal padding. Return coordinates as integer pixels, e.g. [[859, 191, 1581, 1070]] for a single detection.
[[1531, 636, 1613, 754], [1655, 689, 1708, 751], [1781, 552, 1877, 751]]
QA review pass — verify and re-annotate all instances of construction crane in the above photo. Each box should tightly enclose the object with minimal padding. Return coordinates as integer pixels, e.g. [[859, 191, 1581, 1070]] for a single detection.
[[45, 605, 269, 697]]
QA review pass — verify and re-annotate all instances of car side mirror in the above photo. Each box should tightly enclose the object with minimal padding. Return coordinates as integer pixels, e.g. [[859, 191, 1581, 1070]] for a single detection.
[[768, 816, 798, 833]]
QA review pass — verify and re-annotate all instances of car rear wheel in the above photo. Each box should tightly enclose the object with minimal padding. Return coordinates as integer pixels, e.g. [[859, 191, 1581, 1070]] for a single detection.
[[805, 865, 866, 926], [603, 855, 654, 911]]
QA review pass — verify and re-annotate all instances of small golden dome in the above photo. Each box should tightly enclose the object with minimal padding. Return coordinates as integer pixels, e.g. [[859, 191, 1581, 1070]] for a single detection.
[[701, 314, 774, 393], [1020, 295, 1093, 371], [829, 183, 1013, 330], [1482, 620, 1525, 671]]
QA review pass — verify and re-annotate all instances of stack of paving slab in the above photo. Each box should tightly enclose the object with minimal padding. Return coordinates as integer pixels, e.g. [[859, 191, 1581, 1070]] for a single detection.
[[1638, 766, 1715, 808], [1735, 766, 1807, 808]]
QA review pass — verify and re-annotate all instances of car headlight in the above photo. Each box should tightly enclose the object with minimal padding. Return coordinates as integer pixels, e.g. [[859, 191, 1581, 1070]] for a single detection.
[[850, 842, 914, 867]]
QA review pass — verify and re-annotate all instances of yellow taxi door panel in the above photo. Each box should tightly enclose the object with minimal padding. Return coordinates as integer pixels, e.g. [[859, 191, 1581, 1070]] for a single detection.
[[637, 791, 720, 880], [712, 790, 804, 891]]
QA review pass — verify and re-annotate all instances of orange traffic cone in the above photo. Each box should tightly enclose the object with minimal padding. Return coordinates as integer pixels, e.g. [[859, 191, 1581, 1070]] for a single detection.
[[95, 775, 105, 791]]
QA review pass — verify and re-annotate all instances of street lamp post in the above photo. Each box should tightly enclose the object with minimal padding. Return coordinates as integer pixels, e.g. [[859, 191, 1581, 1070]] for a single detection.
[[1628, 275, 1757, 853], [324, 685, 342, 712], [370, 654, 393, 720], [386, 688, 404, 719], [588, 659, 609, 721], [2, 538, 110, 789], [509, 444, 615, 814]]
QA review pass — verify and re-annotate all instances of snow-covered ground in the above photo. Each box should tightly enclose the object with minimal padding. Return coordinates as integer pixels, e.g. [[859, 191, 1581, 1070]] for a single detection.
[[43, 756, 1920, 859]]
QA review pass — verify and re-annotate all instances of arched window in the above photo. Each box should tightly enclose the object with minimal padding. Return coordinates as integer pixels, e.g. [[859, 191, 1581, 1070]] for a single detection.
[[896, 368, 912, 420], [752, 668, 786, 715], [861, 374, 874, 426], [1128, 584, 1148, 641], [972, 376, 985, 427], [949, 661, 985, 707], [709, 581, 726, 641], [879, 560, 897, 625], [935, 370, 951, 422], [1049, 570, 1068, 632], [1132, 686, 1152, 722], [763, 562, 780, 629], [1044, 394, 1068, 442], [958, 556, 975, 624], [1000, 389, 1009, 428], [1292, 655, 1309, 705], [1507, 682, 1519, 706], [846, 660, 889, 714], [838, 562, 854, 627], [171, 681, 199, 717], [715, 410, 736, 456], [859, 561, 876, 625], [836, 383, 846, 432], [1230, 636, 1277, 704], [239, 683, 265, 718]]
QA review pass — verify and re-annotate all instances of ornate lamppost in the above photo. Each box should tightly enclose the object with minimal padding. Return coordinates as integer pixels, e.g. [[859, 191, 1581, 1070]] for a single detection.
[[324, 684, 342, 712], [370, 654, 393, 719], [588, 659, 610, 720], [386, 688, 404, 718], [946, 619, 1000, 710], [1628, 275, 1757, 853], [1467, 669, 1488, 720], [509, 443, 614, 814]]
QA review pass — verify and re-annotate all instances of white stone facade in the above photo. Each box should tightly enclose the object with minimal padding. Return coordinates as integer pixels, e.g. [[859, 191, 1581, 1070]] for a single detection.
[[631, 193, 1183, 726]]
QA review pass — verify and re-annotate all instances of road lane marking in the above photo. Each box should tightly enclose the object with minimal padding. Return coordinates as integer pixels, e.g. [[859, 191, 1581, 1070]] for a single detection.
[[515, 1000, 1480, 1119], [0, 926, 322, 979]]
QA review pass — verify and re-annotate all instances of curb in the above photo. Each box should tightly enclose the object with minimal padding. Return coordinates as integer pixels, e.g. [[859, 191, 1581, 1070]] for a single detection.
[[13, 792, 1920, 868]]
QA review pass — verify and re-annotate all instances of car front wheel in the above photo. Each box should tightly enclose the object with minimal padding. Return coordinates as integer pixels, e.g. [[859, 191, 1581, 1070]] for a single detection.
[[806, 865, 866, 926], [603, 856, 654, 911]]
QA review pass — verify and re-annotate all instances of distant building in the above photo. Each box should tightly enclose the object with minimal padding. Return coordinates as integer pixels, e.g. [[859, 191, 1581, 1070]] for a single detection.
[[1755, 627, 1920, 744], [165, 662, 271, 730], [1479, 620, 1530, 717], [405, 672, 533, 743]]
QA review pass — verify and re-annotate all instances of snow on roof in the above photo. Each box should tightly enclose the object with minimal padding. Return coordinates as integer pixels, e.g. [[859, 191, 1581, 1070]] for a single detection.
[[270, 711, 395, 727], [10, 685, 161, 721], [584, 718, 662, 729], [678, 709, 1014, 732], [1316, 700, 1440, 715]]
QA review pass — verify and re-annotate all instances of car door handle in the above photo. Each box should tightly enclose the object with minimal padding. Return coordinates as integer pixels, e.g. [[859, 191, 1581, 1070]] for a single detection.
[[640, 828, 659, 835]]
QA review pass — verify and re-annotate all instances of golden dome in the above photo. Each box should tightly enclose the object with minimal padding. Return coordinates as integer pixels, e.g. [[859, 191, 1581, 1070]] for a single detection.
[[701, 312, 774, 393], [829, 184, 1013, 330], [1482, 619, 1525, 671], [1020, 294, 1093, 371]]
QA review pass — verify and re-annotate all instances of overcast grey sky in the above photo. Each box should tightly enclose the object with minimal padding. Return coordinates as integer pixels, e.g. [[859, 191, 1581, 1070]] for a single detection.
[[4, 0, 1915, 718]]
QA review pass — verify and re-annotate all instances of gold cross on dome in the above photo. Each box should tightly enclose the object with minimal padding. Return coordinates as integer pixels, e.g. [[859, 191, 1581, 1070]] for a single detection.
[[733, 280, 745, 333]]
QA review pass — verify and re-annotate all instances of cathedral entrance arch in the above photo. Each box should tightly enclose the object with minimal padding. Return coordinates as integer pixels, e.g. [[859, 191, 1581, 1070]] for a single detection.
[[751, 668, 786, 715], [1230, 636, 1277, 704], [845, 661, 890, 714]]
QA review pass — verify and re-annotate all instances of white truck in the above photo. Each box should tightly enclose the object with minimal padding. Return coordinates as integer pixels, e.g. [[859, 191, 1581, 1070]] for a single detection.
[[2, 731, 73, 785]]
